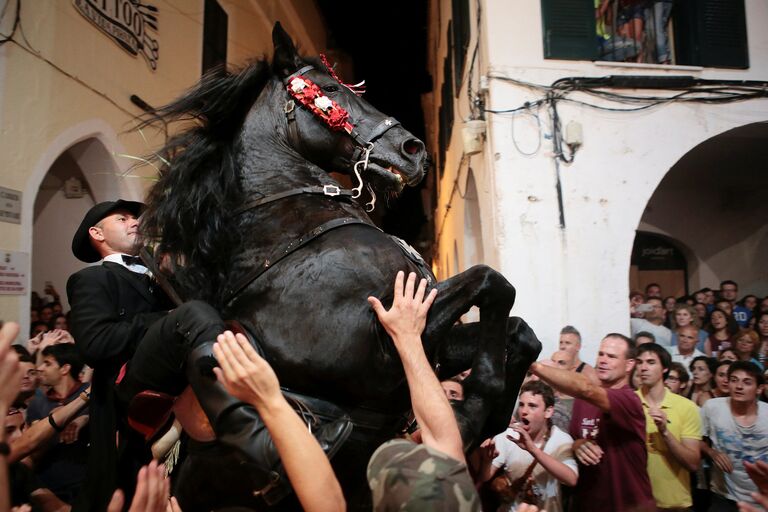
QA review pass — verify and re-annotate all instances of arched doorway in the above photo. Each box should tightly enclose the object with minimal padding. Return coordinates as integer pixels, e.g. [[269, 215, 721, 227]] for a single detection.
[[632, 122, 768, 298], [32, 137, 123, 313]]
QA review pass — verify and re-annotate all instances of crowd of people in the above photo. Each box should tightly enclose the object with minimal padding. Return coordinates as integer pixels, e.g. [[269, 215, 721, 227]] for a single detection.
[[2, 198, 767, 512], [596, 0, 675, 64]]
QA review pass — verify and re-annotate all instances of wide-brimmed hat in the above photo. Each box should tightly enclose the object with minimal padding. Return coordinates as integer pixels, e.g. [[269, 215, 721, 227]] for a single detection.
[[71, 200, 145, 262]]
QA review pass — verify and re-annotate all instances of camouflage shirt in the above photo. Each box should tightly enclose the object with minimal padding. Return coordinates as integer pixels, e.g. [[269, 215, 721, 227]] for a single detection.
[[367, 439, 481, 511]]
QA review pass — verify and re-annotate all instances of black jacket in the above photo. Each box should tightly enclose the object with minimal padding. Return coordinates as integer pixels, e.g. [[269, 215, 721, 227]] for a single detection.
[[67, 261, 171, 511]]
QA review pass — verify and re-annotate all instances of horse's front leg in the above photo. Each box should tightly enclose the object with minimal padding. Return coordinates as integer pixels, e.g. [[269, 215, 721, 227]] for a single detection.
[[421, 265, 523, 449]]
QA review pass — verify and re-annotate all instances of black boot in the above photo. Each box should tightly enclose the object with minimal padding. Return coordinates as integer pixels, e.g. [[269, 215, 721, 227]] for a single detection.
[[186, 342, 353, 504]]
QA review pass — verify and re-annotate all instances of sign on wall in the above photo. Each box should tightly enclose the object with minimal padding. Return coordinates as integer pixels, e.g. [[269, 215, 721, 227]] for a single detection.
[[0, 251, 28, 295], [0, 187, 21, 225], [73, 0, 160, 70]]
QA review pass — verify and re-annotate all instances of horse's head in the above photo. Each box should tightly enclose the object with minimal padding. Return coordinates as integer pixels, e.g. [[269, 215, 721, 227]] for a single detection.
[[269, 22, 427, 194]]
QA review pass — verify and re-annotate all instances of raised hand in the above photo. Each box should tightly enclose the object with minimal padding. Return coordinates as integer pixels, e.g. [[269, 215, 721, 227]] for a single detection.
[[212, 330, 281, 410], [367, 271, 437, 347]]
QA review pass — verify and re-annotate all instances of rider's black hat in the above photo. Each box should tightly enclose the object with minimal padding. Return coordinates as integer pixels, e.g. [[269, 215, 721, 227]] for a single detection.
[[71, 200, 145, 263]]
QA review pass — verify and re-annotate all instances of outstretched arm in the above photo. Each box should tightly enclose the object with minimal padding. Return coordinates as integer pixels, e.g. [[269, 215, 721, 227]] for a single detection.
[[529, 362, 611, 412], [368, 271, 464, 463], [213, 331, 345, 512]]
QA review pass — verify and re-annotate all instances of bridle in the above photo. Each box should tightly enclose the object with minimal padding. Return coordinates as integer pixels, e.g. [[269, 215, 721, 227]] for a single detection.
[[283, 64, 401, 211]]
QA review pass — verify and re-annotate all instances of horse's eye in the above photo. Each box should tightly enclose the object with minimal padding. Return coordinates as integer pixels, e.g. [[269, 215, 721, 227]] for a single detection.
[[322, 85, 339, 93]]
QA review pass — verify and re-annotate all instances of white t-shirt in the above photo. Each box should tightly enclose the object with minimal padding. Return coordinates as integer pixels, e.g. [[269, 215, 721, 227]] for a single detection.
[[666, 346, 706, 376], [700, 398, 768, 506], [492, 425, 578, 512], [630, 318, 672, 347]]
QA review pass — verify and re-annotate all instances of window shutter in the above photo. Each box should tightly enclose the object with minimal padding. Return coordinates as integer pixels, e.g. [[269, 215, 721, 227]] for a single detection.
[[697, 0, 749, 68], [202, 0, 228, 74], [452, 0, 471, 95], [540, 0, 597, 61]]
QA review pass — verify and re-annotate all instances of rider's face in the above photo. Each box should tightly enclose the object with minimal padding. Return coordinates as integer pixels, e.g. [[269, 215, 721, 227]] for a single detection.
[[90, 210, 139, 256]]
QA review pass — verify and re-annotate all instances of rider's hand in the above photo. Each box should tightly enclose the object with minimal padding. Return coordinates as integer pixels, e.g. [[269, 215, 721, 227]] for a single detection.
[[367, 271, 437, 351], [212, 331, 282, 411]]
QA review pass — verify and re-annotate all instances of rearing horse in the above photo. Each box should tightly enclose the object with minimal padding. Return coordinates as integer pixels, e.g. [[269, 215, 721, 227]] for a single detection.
[[140, 23, 540, 510]]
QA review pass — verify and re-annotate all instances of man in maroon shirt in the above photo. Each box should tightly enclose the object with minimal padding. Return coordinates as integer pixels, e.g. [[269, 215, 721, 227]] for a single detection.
[[529, 333, 655, 512]]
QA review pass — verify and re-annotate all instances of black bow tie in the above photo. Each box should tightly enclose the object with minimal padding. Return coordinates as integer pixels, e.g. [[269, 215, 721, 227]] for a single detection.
[[122, 255, 145, 267]]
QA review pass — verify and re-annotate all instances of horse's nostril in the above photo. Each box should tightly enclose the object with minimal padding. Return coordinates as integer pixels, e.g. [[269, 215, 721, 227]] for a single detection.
[[401, 138, 424, 156]]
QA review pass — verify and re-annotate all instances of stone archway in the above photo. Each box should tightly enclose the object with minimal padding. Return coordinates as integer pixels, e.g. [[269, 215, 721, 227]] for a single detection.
[[633, 122, 768, 298]]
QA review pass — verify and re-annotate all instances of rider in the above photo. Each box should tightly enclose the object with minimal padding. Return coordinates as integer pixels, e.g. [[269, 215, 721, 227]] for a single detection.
[[67, 200, 351, 510]]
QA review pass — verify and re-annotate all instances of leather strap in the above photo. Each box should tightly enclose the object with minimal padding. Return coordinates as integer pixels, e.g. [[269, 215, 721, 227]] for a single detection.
[[225, 217, 380, 304], [233, 185, 353, 217]]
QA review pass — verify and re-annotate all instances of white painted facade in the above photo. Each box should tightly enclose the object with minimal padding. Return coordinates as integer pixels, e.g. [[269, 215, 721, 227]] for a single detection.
[[0, 0, 325, 341], [427, 0, 768, 361]]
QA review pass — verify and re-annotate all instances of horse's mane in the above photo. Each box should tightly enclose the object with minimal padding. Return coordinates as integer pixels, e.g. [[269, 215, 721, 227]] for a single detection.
[[140, 59, 273, 307]]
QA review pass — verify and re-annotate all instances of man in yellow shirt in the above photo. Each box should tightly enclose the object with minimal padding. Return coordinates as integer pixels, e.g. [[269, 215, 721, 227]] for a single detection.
[[635, 343, 702, 510]]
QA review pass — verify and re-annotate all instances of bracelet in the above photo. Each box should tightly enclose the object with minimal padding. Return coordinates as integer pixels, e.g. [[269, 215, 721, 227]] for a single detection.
[[48, 413, 65, 432], [0, 441, 9, 456], [80, 391, 90, 402]]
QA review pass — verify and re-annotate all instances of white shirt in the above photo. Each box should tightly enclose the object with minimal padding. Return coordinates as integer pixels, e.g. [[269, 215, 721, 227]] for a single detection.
[[492, 425, 578, 512], [103, 253, 149, 275], [630, 318, 672, 347], [666, 346, 705, 376]]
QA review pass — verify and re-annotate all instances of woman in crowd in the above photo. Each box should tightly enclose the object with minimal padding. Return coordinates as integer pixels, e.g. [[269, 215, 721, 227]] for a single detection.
[[733, 328, 764, 370], [711, 360, 732, 398], [717, 348, 738, 363], [687, 356, 716, 407], [663, 296, 677, 328], [756, 312, 768, 367], [703, 308, 739, 357], [670, 304, 708, 352]]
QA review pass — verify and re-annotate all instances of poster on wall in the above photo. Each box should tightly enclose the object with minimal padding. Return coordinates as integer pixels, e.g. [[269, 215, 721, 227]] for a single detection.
[[0, 187, 21, 225], [73, 0, 159, 70], [0, 251, 28, 295]]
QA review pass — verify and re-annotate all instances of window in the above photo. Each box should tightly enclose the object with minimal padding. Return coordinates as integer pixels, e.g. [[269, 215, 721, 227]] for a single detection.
[[202, 0, 228, 74], [541, 0, 748, 68], [439, 22, 455, 174], [452, 0, 471, 95]]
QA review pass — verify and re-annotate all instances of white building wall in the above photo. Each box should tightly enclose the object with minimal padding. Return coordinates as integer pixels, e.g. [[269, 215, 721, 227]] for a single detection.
[[432, 0, 768, 362]]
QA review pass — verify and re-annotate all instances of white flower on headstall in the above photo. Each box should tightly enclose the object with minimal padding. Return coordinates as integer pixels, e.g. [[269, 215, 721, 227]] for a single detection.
[[314, 96, 333, 111], [290, 78, 308, 93]]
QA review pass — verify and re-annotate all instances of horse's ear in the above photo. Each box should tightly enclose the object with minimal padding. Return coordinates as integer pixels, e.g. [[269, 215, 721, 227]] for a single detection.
[[272, 22, 303, 78]]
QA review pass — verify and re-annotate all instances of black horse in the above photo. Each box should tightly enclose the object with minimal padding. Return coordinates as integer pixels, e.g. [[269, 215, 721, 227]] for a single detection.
[[139, 23, 540, 510]]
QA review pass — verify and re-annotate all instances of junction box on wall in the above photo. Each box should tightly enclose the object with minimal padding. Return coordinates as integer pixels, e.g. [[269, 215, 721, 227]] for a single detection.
[[463, 119, 487, 155]]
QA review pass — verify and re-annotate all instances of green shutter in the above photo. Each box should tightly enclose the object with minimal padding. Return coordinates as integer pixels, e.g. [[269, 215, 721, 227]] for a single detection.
[[541, 0, 598, 61], [698, 0, 749, 68]]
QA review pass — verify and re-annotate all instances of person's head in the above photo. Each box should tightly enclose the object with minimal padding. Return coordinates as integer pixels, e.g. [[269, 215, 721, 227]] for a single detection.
[[558, 326, 582, 356], [708, 308, 738, 335], [719, 280, 738, 302], [760, 297, 768, 314], [367, 439, 477, 511], [756, 312, 768, 339], [440, 377, 464, 402], [689, 356, 716, 389], [673, 304, 701, 329], [644, 297, 665, 322], [629, 291, 644, 307], [702, 288, 715, 305], [727, 361, 765, 405], [734, 329, 759, 360], [676, 325, 699, 356], [665, 362, 690, 395], [30, 309, 39, 323], [634, 331, 656, 345], [694, 303, 707, 323], [693, 290, 707, 304], [38, 344, 84, 386], [39, 306, 53, 325], [72, 200, 145, 262], [551, 350, 575, 370], [740, 295, 758, 311], [516, 381, 555, 436], [50, 302, 63, 315], [635, 344, 671, 389], [663, 296, 677, 312], [715, 299, 733, 316], [4, 408, 25, 443], [13, 347, 38, 394], [718, 348, 738, 362], [714, 360, 732, 396], [51, 314, 68, 331], [645, 283, 662, 298], [596, 334, 636, 387], [30, 321, 47, 337]]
